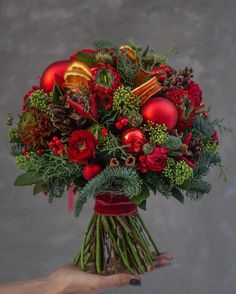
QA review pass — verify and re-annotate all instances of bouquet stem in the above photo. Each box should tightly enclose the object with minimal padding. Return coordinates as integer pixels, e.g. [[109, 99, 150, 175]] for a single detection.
[[74, 213, 160, 275]]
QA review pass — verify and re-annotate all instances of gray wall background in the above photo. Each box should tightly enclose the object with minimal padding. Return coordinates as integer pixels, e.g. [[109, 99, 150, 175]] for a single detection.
[[0, 0, 236, 293]]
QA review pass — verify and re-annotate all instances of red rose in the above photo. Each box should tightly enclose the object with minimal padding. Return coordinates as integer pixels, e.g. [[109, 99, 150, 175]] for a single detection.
[[67, 130, 98, 163], [139, 147, 169, 173]]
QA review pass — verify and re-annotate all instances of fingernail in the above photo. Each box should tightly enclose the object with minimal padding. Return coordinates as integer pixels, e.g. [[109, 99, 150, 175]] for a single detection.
[[129, 279, 141, 286]]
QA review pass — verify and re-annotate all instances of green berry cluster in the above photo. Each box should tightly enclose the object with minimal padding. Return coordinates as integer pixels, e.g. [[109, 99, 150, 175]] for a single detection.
[[28, 90, 51, 116], [112, 86, 141, 116], [203, 140, 219, 154], [163, 158, 193, 186], [8, 128, 20, 143], [15, 154, 41, 170], [143, 122, 168, 145]]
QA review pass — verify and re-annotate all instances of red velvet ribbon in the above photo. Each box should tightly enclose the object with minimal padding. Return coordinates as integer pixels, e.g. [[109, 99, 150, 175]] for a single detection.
[[94, 194, 137, 216]]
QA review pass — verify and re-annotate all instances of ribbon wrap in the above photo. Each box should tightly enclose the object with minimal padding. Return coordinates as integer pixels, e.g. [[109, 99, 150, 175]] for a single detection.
[[94, 194, 137, 216]]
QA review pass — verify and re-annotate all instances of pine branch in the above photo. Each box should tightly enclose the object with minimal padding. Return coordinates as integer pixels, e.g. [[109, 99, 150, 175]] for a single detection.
[[74, 167, 142, 217]]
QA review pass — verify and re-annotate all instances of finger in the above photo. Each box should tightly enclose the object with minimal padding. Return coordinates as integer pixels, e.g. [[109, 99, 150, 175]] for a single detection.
[[154, 258, 172, 268], [156, 252, 173, 261], [99, 273, 142, 289]]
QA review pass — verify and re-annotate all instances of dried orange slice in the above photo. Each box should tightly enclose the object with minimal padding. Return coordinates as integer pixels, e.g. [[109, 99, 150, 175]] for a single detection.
[[119, 45, 139, 62], [64, 72, 91, 85], [66, 61, 92, 79]]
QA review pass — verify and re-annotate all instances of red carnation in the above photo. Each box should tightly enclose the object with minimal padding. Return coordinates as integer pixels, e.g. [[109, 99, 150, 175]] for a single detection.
[[139, 147, 169, 173], [89, 64, 121, 110], [67, 130, 98, 163]]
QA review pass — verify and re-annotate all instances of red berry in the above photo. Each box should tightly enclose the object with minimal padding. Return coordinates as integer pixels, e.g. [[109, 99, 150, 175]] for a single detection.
[[116, 116, 122, 122], [48, 141, 54, 148], [159, 74, 166, 80], [53, 136, 58, 142], [159, 64, 165, 69], [121, 118, 129, 127], [36, 150, 41, 155], [164, 66, 171, 73], [22, 147, 28, 154], [59, 143, 64, 149], [55, 150, 61, 156], [115, 121, 123, 130], [52, 147, 58, 154], [101, 128, 109, 137], [40, 149, 45, 154], [55, 139, 61, 146]]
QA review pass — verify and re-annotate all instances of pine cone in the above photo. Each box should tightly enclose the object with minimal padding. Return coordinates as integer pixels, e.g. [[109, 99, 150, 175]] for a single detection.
[[188, 137, 204, 163], [50, 99, 86, 139], [163, 67, 193, 91]]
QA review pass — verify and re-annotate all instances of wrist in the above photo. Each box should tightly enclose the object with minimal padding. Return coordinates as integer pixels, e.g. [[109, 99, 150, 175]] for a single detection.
[[46, 276, 68, 294]]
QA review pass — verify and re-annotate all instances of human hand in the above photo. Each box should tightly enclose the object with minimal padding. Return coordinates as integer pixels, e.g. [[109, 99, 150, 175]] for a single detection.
[[49, 252, 173, 294]]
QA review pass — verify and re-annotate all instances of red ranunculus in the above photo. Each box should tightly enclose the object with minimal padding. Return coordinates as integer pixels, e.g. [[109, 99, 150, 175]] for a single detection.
[[187, 80, 202, 107], [139, 147, 169, 173], [67, 130, 98, 163]]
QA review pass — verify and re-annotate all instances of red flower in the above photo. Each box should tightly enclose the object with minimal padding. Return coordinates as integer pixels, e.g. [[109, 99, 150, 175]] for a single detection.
[[212, 131, 219, 145], [67, 130, 98, 163], [70, 48, 97, 60], [166, 89, 196, 131], [89, 64, 121, 110], [139, 147, 169, 173], [187, 80, 202, 107]]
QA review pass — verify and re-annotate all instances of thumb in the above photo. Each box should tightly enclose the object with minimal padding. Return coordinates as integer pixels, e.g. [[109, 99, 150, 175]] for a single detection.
[[99, 273, 142, 289]]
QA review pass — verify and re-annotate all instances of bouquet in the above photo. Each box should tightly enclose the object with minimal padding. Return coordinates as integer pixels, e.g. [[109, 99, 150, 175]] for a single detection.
[[8, 40, 226, 275]]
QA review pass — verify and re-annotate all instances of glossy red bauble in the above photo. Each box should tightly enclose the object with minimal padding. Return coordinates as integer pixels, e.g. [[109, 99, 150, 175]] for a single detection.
[[141, 97, 178, 130], [82, 163, 102, 181], [121, 128, 147, 153], [40, 60, 71, 93]]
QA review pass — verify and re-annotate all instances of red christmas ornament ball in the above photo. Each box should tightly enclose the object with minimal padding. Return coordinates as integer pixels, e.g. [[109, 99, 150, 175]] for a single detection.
[[40, 60, 71, 93], [121, 128, 147, 153], [141, 97, 178, 130], [82, 163, 102, 181]]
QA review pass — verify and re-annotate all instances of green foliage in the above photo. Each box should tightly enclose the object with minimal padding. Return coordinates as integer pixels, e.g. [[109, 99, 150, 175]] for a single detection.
[[93, 39, 114, 51], [28, 90, 51, 116], [113, 86, 141, 118], [185, 178, 212, 200], [117, 54, 140, 86], [101, 134, 127, 158], [76, 51, 97, 67], [14, 171, 43, 186], [14, 152, 82, 201], [15, 154, 43, 170], [11, 143, 26, 156], [143, 171, 172, 197], [143, 123, 168, 145], [192, 115, 215, 139], [74, 167, 142, 217], [131, 183, 150, 205], [162, 135, 182, 150], [163, 159, 193, 186], [50, 83, 64, 103], [171, 187, 184, 204], [212, 118, 232, 133], [8, 128, 20, 143]]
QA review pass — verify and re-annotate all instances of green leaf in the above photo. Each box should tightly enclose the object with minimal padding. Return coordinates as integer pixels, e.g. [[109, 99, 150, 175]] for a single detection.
[[33, 181, 46, 195], [51, 83, 63, 103], [76, 52, 97, 67], [131, 184, 150, 205], [171, 187, 184, 204], [139, 199, 147, 210], [14, 171, 43, 186]]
